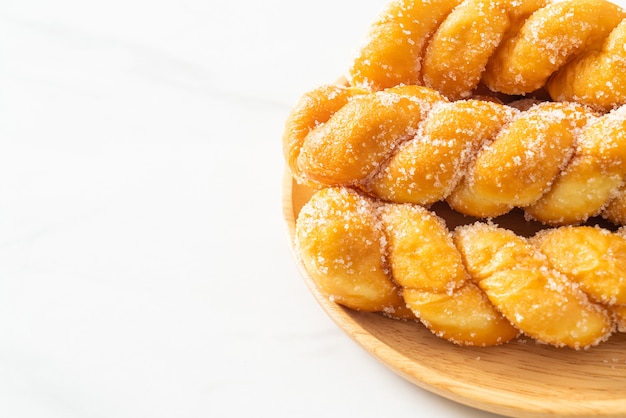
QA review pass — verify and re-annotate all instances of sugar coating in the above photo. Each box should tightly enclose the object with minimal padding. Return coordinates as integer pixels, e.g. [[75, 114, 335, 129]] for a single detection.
[[286, 82, 626, 226], [295, 187, 622, 348], [350, 0, 626, 111]]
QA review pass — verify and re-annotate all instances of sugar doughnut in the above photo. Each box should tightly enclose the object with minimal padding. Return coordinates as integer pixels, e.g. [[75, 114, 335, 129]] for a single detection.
[[350, 0, 626, 111], [284, 84, 626, 225], [295, 187, 619, 348]]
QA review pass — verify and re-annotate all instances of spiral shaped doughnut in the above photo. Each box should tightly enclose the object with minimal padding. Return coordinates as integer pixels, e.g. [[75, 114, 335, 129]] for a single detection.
[[349, 0, 626, 111], [284, 84, 626, 226], [295, 187, 624, 348]]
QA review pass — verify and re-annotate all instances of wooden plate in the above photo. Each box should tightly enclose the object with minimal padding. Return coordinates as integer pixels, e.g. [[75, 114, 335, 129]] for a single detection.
[[282, 172, 626, 418]]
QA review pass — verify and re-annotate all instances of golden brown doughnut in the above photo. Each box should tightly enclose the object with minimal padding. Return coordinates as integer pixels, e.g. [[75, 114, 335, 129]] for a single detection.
[[454, 223, 612, 349], [284, 84, 626, 225], [285, 0, 626, 352], [282, 84, 370, 189], [530, 226, 626, 305], [295, 187, 620, 348], [350, 0, 626, 111], [381, 203, 520, 346], [283, 84, 445, 189], [295, 186, 413, 319], [525, 105, 626, 224]]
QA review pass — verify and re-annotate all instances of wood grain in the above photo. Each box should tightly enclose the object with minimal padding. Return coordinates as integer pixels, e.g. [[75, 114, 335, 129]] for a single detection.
[[282, 171, 626, 418]]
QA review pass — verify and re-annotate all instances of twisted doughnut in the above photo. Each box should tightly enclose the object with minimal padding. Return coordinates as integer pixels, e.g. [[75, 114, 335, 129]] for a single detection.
[[295, 187, 625, 348], [350, 0, 626, 111], [284, 84, 626, 226]]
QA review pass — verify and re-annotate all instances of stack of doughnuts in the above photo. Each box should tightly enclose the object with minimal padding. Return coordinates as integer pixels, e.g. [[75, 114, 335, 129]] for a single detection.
[[283, 0, 626, 348]]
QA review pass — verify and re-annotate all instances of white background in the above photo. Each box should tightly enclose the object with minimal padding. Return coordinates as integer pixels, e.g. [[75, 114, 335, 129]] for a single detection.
[[2, 0, 624, 417]]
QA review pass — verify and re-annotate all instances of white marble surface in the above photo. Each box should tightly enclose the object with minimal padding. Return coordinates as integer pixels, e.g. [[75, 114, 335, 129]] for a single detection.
[[5, 1, 624, 417]]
